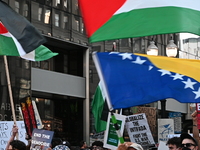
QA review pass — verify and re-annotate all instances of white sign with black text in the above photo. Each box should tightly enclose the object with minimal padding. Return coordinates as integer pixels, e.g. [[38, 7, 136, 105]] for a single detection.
[[0, 121, 27, 150], [125, 113, 155, 147]]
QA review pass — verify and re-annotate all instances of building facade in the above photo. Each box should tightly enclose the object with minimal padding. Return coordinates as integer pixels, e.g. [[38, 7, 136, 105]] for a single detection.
[[1, 0, 199, 147]]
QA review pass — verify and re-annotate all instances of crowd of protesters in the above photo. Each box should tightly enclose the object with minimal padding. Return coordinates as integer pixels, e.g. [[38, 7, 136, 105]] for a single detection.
[[5, 110, 200, 150]]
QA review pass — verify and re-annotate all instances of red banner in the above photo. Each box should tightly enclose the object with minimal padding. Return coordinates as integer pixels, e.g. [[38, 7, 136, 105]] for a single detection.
[[196, 103, 200, 129], [20, 96, 37, 139]]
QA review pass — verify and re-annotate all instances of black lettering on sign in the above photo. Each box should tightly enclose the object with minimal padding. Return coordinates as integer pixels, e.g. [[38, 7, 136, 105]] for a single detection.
[[132, 134, 141, 138], [130, 125, 147, 132], [128, 114, 144, 121]]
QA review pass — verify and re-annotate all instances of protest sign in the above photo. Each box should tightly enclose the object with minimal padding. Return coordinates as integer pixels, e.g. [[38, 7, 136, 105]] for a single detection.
[[196, 103, 200, 129], [90, 131, 104, 144], [20, 96, 37, 139], [158, 141, 168, 150], [0, 121, 27, 150], [158, 119, 174, 143], [169, 112, 181, 133], [32, 100, 43, 129], [30, 128, 54, 150], [136, 107, 157, 138], [125, 113, 155, 147], [103, 113, 126, 150]]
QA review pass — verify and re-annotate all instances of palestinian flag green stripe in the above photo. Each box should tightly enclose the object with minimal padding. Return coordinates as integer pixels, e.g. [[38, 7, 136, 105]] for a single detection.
[[0, 34, 20, 56], [90, 7, 200, 42]]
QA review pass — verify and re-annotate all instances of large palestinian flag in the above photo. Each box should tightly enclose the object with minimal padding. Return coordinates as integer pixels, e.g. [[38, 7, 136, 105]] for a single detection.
[[79, 0, 200, 42], [0, 22, 58, 61]]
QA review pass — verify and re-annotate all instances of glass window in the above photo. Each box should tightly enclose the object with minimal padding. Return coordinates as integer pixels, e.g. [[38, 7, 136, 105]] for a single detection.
[[74, 0, 79, 14], [23, 4, 28, 17], [44, 9, 51, 24], [81, 22, 84, 34], [15, 1, 19, 13], [45, 0, 51, 6], [54, 0, 60, 7], [63, 15, 68, 29], [55, 14, 59, 27], [73, 15, 80, 31], [38, 8, 42, 21], [42, 61, 50, 70], [75, 20, 79, 31], [32, 61, 50, 70], [64, 0, 67, 8]]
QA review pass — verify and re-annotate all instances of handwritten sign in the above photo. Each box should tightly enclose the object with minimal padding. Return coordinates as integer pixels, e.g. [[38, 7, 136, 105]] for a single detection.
[[0, 121, 27, 150], [136, 107, 157, 138], [30, 128, 54, 150], [125, 113, 155, 147]]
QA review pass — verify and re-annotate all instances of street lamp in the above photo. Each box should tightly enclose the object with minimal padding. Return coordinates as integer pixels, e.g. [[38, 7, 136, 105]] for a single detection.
[[147, 39, 178, 118], [166, 40, 178, 57], [147, 41, 158, 56]]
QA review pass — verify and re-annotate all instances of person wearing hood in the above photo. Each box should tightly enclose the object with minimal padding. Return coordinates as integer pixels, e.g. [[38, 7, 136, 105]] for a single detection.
[[180, 133, 198, 150]]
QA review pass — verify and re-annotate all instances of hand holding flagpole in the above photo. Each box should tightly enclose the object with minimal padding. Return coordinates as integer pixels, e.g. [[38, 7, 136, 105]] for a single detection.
[[3, 56, 18, 139]]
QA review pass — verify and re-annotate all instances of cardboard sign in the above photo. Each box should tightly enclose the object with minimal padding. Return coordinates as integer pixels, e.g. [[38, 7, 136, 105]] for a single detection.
[[125, 113, 155, 147], [0, 121, 27, 150], [30, 128, 54, 150], [103, 113, 126, 150]]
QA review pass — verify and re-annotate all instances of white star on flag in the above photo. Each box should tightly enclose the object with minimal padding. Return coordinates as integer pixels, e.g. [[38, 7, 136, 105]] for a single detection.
[[171, 73, 184, 80], [149, 65, 153, 70], [158, 69, 171, 76], [193, 87, 200, 99], [132, 56, 146, 65], [109, 52, 119, 54], [182, 78, 197, 90], [119, 53, 133, 60]]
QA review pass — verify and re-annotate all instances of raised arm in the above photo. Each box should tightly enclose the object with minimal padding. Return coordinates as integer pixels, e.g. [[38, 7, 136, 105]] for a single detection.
[[191, 110, 200, 150], [5, 124, 18, 150]]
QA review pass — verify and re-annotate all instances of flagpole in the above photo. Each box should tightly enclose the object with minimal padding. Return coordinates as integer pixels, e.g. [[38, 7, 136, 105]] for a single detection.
[[3, 56, 17, 125]]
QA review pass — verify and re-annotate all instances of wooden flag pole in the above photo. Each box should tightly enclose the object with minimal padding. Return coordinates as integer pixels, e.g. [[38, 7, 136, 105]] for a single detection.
[[3, 56, 17, 125]]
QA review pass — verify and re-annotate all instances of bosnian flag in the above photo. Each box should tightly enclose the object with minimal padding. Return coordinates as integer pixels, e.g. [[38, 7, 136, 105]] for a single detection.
[[79, 0, 200, 42], [0, 22, 58, 61]]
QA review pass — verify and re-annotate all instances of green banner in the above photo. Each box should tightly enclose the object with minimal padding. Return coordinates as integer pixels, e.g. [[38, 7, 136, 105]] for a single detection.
[[106, 119, 122, 146]]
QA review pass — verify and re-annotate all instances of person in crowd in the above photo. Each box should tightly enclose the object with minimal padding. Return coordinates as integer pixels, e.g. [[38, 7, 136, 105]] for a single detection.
[[166, 137, 181, 150], [191, 110, 200, 150], [6, 125, 27, 150], [127, 143, 143, 150], [90, 141, 104, 150], [79, 140, 88, 150], [117, 142, 143, 150], [52, 145, 70, 150], [52, 140, 71, 150], [62, 140, 71, 149], [180, 133, 198, 150]]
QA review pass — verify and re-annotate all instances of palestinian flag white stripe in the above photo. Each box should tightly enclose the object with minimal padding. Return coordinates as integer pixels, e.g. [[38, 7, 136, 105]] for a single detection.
[[2, 31, 26, 56]]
